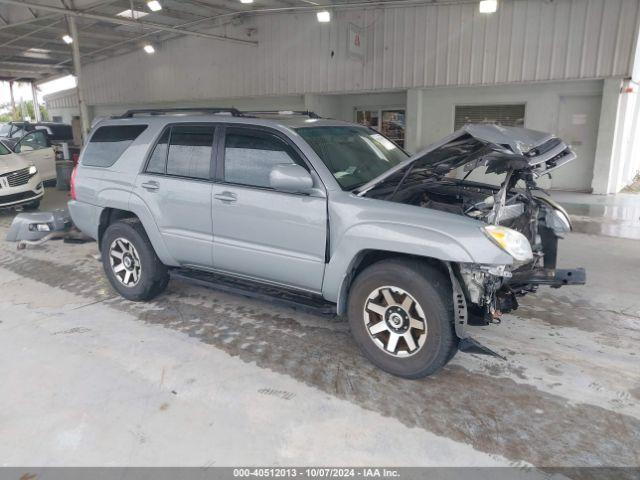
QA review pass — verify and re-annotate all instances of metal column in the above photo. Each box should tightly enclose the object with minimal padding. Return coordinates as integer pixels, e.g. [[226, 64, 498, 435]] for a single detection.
[[67, 15, 90, 143]]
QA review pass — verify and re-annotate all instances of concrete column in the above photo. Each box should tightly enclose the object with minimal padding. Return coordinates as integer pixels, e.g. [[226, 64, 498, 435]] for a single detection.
[[591, 78, 623, 194], [31, 82, 42, 122], [405, 89, 423, 154], [68, 15, 91, 143]]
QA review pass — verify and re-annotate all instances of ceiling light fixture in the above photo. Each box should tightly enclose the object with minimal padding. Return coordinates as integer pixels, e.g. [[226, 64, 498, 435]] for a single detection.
[[239, 0, 254, 4], [479, 0, 498, 13], [62, 34, 73, 44], [147, 0, 162, 11], [143, 44, 155, 54], [317, 10, 331, 22], [117, 9, 149, 19]]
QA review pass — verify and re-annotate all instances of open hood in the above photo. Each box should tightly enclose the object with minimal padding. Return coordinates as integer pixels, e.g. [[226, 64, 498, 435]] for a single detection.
[[356, 124, 576, 196]]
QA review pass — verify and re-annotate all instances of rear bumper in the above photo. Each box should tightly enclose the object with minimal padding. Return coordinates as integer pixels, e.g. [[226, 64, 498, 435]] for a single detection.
[[67, 199, 102, 240]]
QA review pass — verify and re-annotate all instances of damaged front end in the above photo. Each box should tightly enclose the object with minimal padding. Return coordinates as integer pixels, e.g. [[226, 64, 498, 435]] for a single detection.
[[358, 124, 587, 357]]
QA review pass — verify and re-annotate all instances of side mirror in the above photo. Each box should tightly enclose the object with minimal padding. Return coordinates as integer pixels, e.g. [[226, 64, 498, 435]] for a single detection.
[[269, 164, 314, 194]]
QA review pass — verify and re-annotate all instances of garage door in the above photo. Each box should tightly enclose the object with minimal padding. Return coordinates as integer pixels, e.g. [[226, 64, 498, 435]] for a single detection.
[[551, 95, 601, 192]]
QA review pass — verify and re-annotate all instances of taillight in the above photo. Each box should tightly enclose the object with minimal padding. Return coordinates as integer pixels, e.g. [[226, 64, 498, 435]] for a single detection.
[[70, 165, 78, 200]]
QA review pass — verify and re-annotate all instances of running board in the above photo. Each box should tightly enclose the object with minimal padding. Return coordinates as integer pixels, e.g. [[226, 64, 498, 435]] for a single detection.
[[458, 337, 506, 360], [170, 269, 337, 317]]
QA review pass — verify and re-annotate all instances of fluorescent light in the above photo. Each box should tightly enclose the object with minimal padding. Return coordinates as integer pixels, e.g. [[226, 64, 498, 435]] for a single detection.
[[143, 44, 155, 54], [117, 9, 149, 19], [239, 0, 253, 3], [479, 0, 498, 13], [147, 0, 162, 11], [62, 34, 73, 44], [317, 10, 331, 22]]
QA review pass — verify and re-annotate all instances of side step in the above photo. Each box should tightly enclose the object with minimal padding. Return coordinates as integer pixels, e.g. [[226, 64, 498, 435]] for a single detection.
[[169, 269, 337, 317]]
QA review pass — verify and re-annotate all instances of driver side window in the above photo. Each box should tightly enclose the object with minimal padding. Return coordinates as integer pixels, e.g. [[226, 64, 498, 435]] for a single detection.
[[18, 131, 48, 152]]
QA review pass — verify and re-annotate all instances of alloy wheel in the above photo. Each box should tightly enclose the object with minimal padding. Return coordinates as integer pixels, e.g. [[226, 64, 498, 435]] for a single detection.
[[109, 237, 142, 287], [363, 286, 427, 357]]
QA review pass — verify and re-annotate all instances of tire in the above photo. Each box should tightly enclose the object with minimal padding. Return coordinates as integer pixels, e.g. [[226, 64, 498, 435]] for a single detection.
[[101, 219, 169, 301], [22, 199, 40, 210], [347, 258, 457, 378]]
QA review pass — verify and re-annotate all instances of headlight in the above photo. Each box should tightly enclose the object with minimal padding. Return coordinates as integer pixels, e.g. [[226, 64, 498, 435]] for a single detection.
[[483, 225, 533, 262], [28, 165, 37, 175]]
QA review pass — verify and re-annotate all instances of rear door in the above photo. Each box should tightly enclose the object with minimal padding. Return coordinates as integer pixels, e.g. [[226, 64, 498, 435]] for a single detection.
[[211, 125, 327, 292], [14, 130, 56, 182], [134, 124, 215, 268]]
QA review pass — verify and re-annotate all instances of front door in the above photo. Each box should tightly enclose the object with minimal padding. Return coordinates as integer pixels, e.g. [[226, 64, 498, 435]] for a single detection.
[[15, 130, 56, 182], [211, 126, 327, 292], [552, 95, 601, 192], [134, 124, 215, 267]]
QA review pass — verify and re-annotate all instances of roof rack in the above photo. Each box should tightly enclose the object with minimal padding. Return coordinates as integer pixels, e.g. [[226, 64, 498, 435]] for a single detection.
[[242, 110, 321, 119], [116, 107, 243, 118]]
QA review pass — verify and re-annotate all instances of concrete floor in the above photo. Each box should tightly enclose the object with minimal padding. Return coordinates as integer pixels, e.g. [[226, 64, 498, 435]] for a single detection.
[[0, 188, 639, 469]]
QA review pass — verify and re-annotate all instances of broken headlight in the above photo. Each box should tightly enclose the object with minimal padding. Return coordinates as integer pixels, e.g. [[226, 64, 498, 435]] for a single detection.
[[483, 225, 533, 263]]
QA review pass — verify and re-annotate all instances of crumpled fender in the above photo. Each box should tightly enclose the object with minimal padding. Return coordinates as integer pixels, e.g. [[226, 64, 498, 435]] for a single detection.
[[322, 219, 511, 313]]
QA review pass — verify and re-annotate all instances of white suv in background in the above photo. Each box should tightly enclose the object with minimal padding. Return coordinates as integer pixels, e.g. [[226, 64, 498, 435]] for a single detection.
[[0, 140, 44, 210]]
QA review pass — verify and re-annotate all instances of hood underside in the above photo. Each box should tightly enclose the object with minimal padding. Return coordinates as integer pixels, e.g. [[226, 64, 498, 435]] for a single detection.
[[357, 124, 576, 196]]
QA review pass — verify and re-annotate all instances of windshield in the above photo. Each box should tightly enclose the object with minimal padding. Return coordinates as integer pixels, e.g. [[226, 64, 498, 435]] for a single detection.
[[0, 142, 10, 155], [296, 126, 408, 190], [0, 124, 10, 137]]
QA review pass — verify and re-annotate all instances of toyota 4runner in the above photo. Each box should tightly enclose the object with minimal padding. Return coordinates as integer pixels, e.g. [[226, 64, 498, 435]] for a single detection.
[[68, 108, 585, 378]]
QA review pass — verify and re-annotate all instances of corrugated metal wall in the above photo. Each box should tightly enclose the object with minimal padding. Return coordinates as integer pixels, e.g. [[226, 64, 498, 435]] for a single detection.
[[78, 0, 640, 105]]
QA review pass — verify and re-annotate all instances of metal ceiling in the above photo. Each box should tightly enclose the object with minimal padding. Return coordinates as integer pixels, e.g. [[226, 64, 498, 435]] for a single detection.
[[0, 0, 450, 83]]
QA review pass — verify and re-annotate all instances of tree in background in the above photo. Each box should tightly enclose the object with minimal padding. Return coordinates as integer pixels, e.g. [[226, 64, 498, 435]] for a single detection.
[[0, 100, 49, 122]]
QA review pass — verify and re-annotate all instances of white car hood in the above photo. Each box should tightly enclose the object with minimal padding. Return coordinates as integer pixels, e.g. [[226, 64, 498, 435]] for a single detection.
[[0, 152, 30, 175]]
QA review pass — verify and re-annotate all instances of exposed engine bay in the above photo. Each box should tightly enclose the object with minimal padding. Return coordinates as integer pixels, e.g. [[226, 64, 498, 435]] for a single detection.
[[360, 124, 585, 330]]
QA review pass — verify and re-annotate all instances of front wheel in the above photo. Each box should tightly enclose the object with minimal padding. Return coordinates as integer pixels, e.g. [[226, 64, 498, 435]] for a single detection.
[[101, 219, 169, 301], [347, 258, 457, 378]]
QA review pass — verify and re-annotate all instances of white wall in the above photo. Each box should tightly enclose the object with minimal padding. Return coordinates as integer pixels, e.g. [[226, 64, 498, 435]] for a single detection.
[[79, 0, 639, 105], [406, 80, 603, 150]]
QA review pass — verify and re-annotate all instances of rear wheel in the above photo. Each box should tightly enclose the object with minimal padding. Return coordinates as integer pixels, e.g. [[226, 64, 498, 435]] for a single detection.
[[101, 219, 169, 301], [347, 258, 457, 378]]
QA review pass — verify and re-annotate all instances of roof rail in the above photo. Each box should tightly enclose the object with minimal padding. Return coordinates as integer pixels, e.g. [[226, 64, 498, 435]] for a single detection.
[[242, 110, 321, 119], [115, 107, 243, 118]]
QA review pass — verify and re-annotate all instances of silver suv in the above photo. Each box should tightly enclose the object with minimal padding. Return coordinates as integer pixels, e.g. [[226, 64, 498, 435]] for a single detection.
[[68, 108, 585, 378]]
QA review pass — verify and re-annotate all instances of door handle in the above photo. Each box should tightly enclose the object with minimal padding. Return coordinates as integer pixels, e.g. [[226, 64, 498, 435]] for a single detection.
[[141, 181, 159, 191], [214, 191, 237, 203]]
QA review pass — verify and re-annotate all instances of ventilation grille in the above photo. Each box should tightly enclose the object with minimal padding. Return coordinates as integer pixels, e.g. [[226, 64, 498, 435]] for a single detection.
[[454, 104, 526, 131]]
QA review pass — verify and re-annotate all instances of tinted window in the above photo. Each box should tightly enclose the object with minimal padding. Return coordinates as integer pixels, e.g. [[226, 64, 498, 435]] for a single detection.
[[224, 128, 303, 188], [0, 142, 10, 155], [83, 125, 147, 167], [166, 125, 214, 179], [146, 129, 170, 174]]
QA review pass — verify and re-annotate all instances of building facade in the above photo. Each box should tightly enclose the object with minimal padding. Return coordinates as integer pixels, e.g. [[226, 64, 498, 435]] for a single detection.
[[45, 0, 640, 193]]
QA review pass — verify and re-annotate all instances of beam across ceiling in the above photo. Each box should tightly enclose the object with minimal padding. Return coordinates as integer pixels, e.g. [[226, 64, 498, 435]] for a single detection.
[[0, 0, 258, 46]]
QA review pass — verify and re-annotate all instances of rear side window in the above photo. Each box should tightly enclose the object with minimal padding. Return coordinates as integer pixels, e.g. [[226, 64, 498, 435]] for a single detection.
[[82, 125, 147, 167], [146, 129, 170, 174], [165, 125, 214, 179]]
